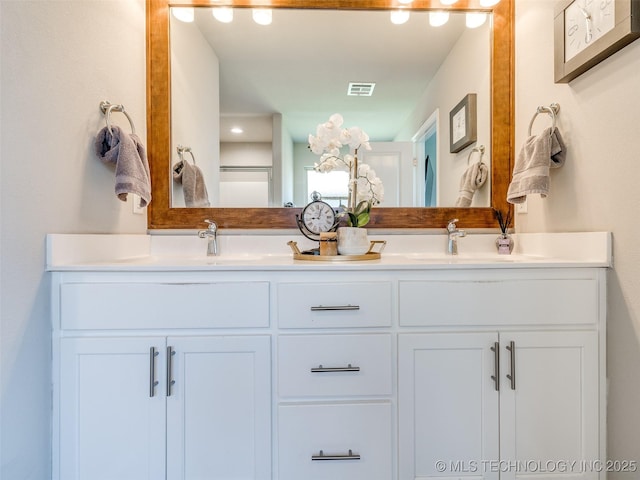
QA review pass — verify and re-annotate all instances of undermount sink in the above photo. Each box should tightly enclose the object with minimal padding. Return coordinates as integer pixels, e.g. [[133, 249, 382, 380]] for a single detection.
[[393, 252, 522, 263], [108, 254, 266, 266]]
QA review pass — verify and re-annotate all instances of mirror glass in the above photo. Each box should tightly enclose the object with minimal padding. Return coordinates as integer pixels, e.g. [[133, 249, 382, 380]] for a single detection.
[[169, 8, 491, 209]]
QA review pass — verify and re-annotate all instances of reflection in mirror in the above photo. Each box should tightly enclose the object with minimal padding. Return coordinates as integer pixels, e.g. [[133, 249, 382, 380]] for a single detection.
[[169, 8, 491, 209]]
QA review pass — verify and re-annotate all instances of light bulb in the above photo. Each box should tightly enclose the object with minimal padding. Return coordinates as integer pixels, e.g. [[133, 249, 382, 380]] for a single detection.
[[390, 9, 410, 25], [466, 12, 487, 28], [429, 11, 450, 27], [212, 7, 234, 23], [479, 0, 501, 6], [439, 0, 459, 5], [171, 7, 194, 23], [397, 0, 414, 3], [252, 8, 272, 26]]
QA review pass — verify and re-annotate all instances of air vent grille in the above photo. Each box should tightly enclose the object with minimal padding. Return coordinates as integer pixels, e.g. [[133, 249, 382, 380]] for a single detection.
[[347, 82, 376, 96]]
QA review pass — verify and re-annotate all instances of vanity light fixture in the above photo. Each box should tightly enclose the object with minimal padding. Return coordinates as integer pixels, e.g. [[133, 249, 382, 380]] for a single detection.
[[171, 7, 194, 23], [429, 11, 450, 27], [212, 7, 234, 23], [466, 12, 487, 28], [390, 9, 410, 25], [479, 0, 501, 6], [252, 8, 273, 26]]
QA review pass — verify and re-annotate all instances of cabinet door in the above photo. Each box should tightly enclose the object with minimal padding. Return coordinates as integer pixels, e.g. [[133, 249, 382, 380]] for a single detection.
[[499, 331, 599, 480], [166, 336, 272, 480], [58, 337, 167, 480], [398, 333, 500, 480]]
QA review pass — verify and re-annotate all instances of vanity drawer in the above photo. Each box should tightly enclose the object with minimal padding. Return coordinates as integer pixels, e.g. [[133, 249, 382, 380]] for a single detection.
[[60, 281, 269, 329], [278, 402, 392, 480], [399, 275, 599, 327], [277, 282, 392, 328], [278, 334, 392, 397]]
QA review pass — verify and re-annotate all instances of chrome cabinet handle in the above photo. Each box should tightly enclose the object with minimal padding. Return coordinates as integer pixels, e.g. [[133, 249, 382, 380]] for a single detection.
[[166, 346, 176, 396], [311, 364, 360, 373], [506, 341, 516, 390], [490, 342, 500, 392], [149, 347, 159, 398], [310, 305, 360, 311], [312, 449, 360, 461]]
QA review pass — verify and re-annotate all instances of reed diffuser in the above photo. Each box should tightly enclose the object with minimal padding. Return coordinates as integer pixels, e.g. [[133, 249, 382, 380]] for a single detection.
[[494, 208, 514, 254]]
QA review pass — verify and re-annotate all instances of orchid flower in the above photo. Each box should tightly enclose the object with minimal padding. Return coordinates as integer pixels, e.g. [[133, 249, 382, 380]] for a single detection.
[[308, 113, 384, 226]]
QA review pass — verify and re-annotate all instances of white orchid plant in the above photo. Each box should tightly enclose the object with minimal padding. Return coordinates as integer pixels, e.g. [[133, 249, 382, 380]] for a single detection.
[[308, 113, 384, 227]]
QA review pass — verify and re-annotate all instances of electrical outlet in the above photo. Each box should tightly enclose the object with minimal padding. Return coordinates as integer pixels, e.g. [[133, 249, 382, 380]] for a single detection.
[[516, 199, 528, 214], [132, 194, 145, 215]]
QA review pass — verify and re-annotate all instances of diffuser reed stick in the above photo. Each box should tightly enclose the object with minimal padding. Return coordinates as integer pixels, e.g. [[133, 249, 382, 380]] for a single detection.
[[493, 208, 512, 235]]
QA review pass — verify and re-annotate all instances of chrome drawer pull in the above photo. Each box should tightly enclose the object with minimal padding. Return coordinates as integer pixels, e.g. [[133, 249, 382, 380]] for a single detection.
[[506, 341, 516, 390], [312, 449, 361, 461], [490, 342, 500, 392], [310, 305, 360, 312], [149, 347, 159, 397], [311, 364, 360, 373], [166, 346, 176, 397]]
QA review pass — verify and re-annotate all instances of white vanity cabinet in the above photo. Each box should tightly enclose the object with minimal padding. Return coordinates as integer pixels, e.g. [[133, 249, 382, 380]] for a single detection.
[[52, 273, 272, 480], [50, 258, 607, 480], [397, 270, 604, 480]]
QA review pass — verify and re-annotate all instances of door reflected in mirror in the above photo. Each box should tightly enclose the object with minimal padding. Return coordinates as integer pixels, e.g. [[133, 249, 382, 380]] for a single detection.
[[169, 8, 491, 209]]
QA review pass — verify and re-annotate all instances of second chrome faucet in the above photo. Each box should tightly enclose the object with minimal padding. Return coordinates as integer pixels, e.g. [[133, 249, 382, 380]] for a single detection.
[[198, 219, 218, 256], [446, 219, 466, 255]]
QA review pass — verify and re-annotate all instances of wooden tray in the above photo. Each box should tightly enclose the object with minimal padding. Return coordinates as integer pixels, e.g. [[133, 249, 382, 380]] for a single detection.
[[292, 251, 382, 261], [287, 240, 386, 262]]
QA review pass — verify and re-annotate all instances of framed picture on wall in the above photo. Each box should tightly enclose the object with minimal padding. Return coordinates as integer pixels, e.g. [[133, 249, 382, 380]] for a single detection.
[[449, 93, 477, 153]]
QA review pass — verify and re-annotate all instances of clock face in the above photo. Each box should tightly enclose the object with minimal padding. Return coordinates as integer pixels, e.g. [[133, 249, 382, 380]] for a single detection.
[[565, 0, 615, 61], [302, 201, 337, 234]]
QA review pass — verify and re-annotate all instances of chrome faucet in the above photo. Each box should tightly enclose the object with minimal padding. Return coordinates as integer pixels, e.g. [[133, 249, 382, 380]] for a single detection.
[[446, 218, 466, 255], [198, 219, 218, 256]]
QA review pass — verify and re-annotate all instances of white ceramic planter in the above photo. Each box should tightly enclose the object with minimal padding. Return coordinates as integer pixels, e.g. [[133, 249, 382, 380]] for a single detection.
[[337, 227, 369, 255]]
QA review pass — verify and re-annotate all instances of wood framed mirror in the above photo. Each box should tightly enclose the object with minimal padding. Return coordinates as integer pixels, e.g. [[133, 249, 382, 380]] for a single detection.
[[146, 0, 513, 229]]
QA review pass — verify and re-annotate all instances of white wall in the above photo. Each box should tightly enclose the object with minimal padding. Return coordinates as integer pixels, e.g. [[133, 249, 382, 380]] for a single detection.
[[0, 1, 147, 478], [220, 143, 272, 167], [280, 117, 295, 206], [515, 1, 640, 472]]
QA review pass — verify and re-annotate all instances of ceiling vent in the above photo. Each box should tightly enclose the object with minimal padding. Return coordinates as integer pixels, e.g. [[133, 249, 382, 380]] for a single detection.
[[347, 82, 376, 96]]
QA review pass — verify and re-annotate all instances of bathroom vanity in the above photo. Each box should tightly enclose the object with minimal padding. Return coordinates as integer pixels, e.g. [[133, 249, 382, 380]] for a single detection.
[[47, 232, 610, 480]]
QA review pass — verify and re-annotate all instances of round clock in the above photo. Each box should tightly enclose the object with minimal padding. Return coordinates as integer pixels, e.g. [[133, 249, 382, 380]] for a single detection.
[[296, 193, 338, 241]]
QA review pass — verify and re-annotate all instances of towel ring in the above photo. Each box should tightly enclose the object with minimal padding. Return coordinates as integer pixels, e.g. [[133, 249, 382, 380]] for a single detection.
[[528, 103, 559, 136], [100, 101, 136, 136], [467, 145, 485, 165], [177, 145, 197, 165]]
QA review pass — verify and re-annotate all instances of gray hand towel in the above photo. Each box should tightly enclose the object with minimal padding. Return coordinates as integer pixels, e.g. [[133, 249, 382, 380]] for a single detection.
[[94, 126, 151, 207], [507, 127, 566, 204], [172, 160, 210, 207], [455, 161, 489, 207]]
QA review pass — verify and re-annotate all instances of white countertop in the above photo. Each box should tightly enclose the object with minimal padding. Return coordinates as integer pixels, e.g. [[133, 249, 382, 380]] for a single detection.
[[45, 231, 612, 272]]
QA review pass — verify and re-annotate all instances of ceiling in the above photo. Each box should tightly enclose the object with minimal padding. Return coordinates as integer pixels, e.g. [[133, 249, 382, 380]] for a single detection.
[[187, 8, 471, 143]]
